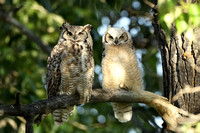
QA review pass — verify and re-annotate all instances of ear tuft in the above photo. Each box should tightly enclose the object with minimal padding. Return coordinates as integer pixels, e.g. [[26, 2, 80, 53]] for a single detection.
[[121, 27, 126, 31], [84, 24, 93, 32], [60, 22, 70, 30], [107, 25, 111, 30], [63, 22, 70, 26]]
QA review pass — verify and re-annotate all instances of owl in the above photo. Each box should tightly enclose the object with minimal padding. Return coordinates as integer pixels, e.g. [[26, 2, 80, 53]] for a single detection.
[[46, 22, 94, 125], [102, 26, 144, 122]]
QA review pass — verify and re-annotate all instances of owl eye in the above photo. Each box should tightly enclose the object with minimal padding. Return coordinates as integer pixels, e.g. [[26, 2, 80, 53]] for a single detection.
[[109, 35, 113, 39], [119, 35, 124, 39], [67, 31, 73, 36], [78, 32, 83, 35]]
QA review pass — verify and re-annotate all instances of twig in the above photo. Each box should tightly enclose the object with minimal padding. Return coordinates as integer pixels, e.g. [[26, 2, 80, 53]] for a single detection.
[[71, 121, 88, 131], [0, 10, 52, 54], [172, 85, 200, 103], [25, 115, 34, 133], [8, 5, 23, 16], [143, 0, 155, 8], [126, 8, 153, 19], [14, 91, 20, 106]]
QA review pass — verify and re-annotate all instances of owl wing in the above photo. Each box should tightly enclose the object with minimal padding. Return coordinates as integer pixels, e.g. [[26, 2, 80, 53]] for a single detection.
[[102, 44, 106, 58], [131, 43, 136, 55], [46, 44, 65, 98]]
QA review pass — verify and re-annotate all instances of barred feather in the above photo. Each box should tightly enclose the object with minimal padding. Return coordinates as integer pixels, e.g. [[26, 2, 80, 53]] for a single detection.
[[46, 23, 94, 125], [53, 107, 74, 125]]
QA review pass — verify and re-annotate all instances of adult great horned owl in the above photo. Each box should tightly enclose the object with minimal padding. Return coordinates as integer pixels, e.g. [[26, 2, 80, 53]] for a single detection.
[[46, 22, 94, 125], [102, 26, 144, 122]]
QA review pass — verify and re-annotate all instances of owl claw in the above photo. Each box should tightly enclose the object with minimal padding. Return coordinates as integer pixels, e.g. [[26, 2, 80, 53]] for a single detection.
[[79, 95, 91, 104], [79, 99, 85, 104], [119, 83, 129, 90], [86, 95, 91, 103], [57, 91, 71, 95]]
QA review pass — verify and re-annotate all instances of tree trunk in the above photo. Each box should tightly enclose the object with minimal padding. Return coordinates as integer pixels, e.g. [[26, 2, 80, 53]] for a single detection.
[[153, 1, 200, 132]]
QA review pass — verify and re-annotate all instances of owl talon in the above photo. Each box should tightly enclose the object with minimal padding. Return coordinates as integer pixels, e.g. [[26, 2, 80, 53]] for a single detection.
[[86, 96, 91, 103], [79, 95, 91, 104], [57, 91, 71, 96], [79, 98, 86, 104], [119, 83, 129, 90]]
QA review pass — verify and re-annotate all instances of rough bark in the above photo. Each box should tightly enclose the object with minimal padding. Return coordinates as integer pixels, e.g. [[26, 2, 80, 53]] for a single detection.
[[153, 2, 200, 113], [153, 0, 200, 132]]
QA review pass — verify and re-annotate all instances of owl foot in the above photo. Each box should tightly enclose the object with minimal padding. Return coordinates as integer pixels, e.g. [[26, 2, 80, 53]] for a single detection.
[[79, 98, 85, 105], [119, 83, 129, 90], [85, 95, 91, 103], [79, 95, 91, 104], [57, 91, 71, 95]]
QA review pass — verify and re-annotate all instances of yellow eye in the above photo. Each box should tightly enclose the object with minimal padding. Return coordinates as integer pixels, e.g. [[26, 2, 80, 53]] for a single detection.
[[78, 32, 83, 35], [67, 32, 72, 36], [109, 35, 113, 39], [119, 35, 124, 39]]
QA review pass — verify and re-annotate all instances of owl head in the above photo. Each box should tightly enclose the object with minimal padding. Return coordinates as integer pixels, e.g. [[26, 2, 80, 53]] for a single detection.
[[102, 26, 132, 46], [59, 22, 93, 43]]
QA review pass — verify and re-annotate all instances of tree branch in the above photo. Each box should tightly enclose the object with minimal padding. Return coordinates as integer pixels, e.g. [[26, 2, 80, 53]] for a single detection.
[[0, 88, 195, 132], [0, 10, 52, 54]]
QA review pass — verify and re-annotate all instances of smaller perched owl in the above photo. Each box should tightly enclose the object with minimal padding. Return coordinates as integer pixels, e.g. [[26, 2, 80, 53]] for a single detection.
[[46, 23, 94, 125], [102, 26, 144, 122]]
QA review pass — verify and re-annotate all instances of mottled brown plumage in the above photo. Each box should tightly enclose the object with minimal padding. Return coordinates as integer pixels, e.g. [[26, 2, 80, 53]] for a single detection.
[[46, 23, 94, 125]]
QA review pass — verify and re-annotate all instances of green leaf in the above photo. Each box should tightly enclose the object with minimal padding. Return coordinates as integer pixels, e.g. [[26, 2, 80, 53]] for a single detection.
[[176, 19, 188, 34], [163, 13, 174, 29], [188, 4, 200, 16], [196, 122, 200, 132], [185, 27, 194, 41], [188, 4, 200, 26]]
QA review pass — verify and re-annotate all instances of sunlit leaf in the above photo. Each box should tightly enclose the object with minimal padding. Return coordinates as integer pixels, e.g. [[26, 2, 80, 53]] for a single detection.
[[196, 122, 200, 132], [188, 4, 200, 16], [163, 13, 174, 29], [188, 4, 200, 26], [185, 27, 194, 41], [174, 7, 182, 19], [176, 19, 188, 34]]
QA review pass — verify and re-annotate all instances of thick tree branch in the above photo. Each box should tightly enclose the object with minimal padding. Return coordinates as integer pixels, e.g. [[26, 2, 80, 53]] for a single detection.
[[0, 10, 52, 54], [1, 88, 196, 132]]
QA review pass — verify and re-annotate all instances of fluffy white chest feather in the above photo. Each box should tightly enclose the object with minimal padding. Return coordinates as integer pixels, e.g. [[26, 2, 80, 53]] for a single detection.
[[102, 45, 134, 89], [108, 54, 126, 81]]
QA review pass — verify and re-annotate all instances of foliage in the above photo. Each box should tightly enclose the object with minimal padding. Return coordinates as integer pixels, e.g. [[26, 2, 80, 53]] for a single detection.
[[0, 0, 163, 132], [158, 0, 200, 40], [176, 122, 200, 133]]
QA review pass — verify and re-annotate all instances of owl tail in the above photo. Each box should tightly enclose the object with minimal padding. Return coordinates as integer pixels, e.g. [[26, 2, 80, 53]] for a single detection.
[[53, 106, 74, 125], [111, 102, 132, 123]]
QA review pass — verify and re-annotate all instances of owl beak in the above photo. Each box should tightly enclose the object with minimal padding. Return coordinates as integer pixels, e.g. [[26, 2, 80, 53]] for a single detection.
[[114, 38, 119, 44], [73, 35, 77, 40]]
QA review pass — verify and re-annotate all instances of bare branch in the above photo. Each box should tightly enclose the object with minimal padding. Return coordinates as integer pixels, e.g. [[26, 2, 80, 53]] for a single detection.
[[0, 88, 179, 131], [126, 8, 153, 19], [14, 91, 20, 106], [172, 85, 200, 103], [143, 0, 155, 8], [1, 88, 200, 132], [0, 10, 52, 54]]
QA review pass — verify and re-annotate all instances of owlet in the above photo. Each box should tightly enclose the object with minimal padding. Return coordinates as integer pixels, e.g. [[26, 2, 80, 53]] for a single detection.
[[102, 26, 144, 122], [46, 22, 94, 125]]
